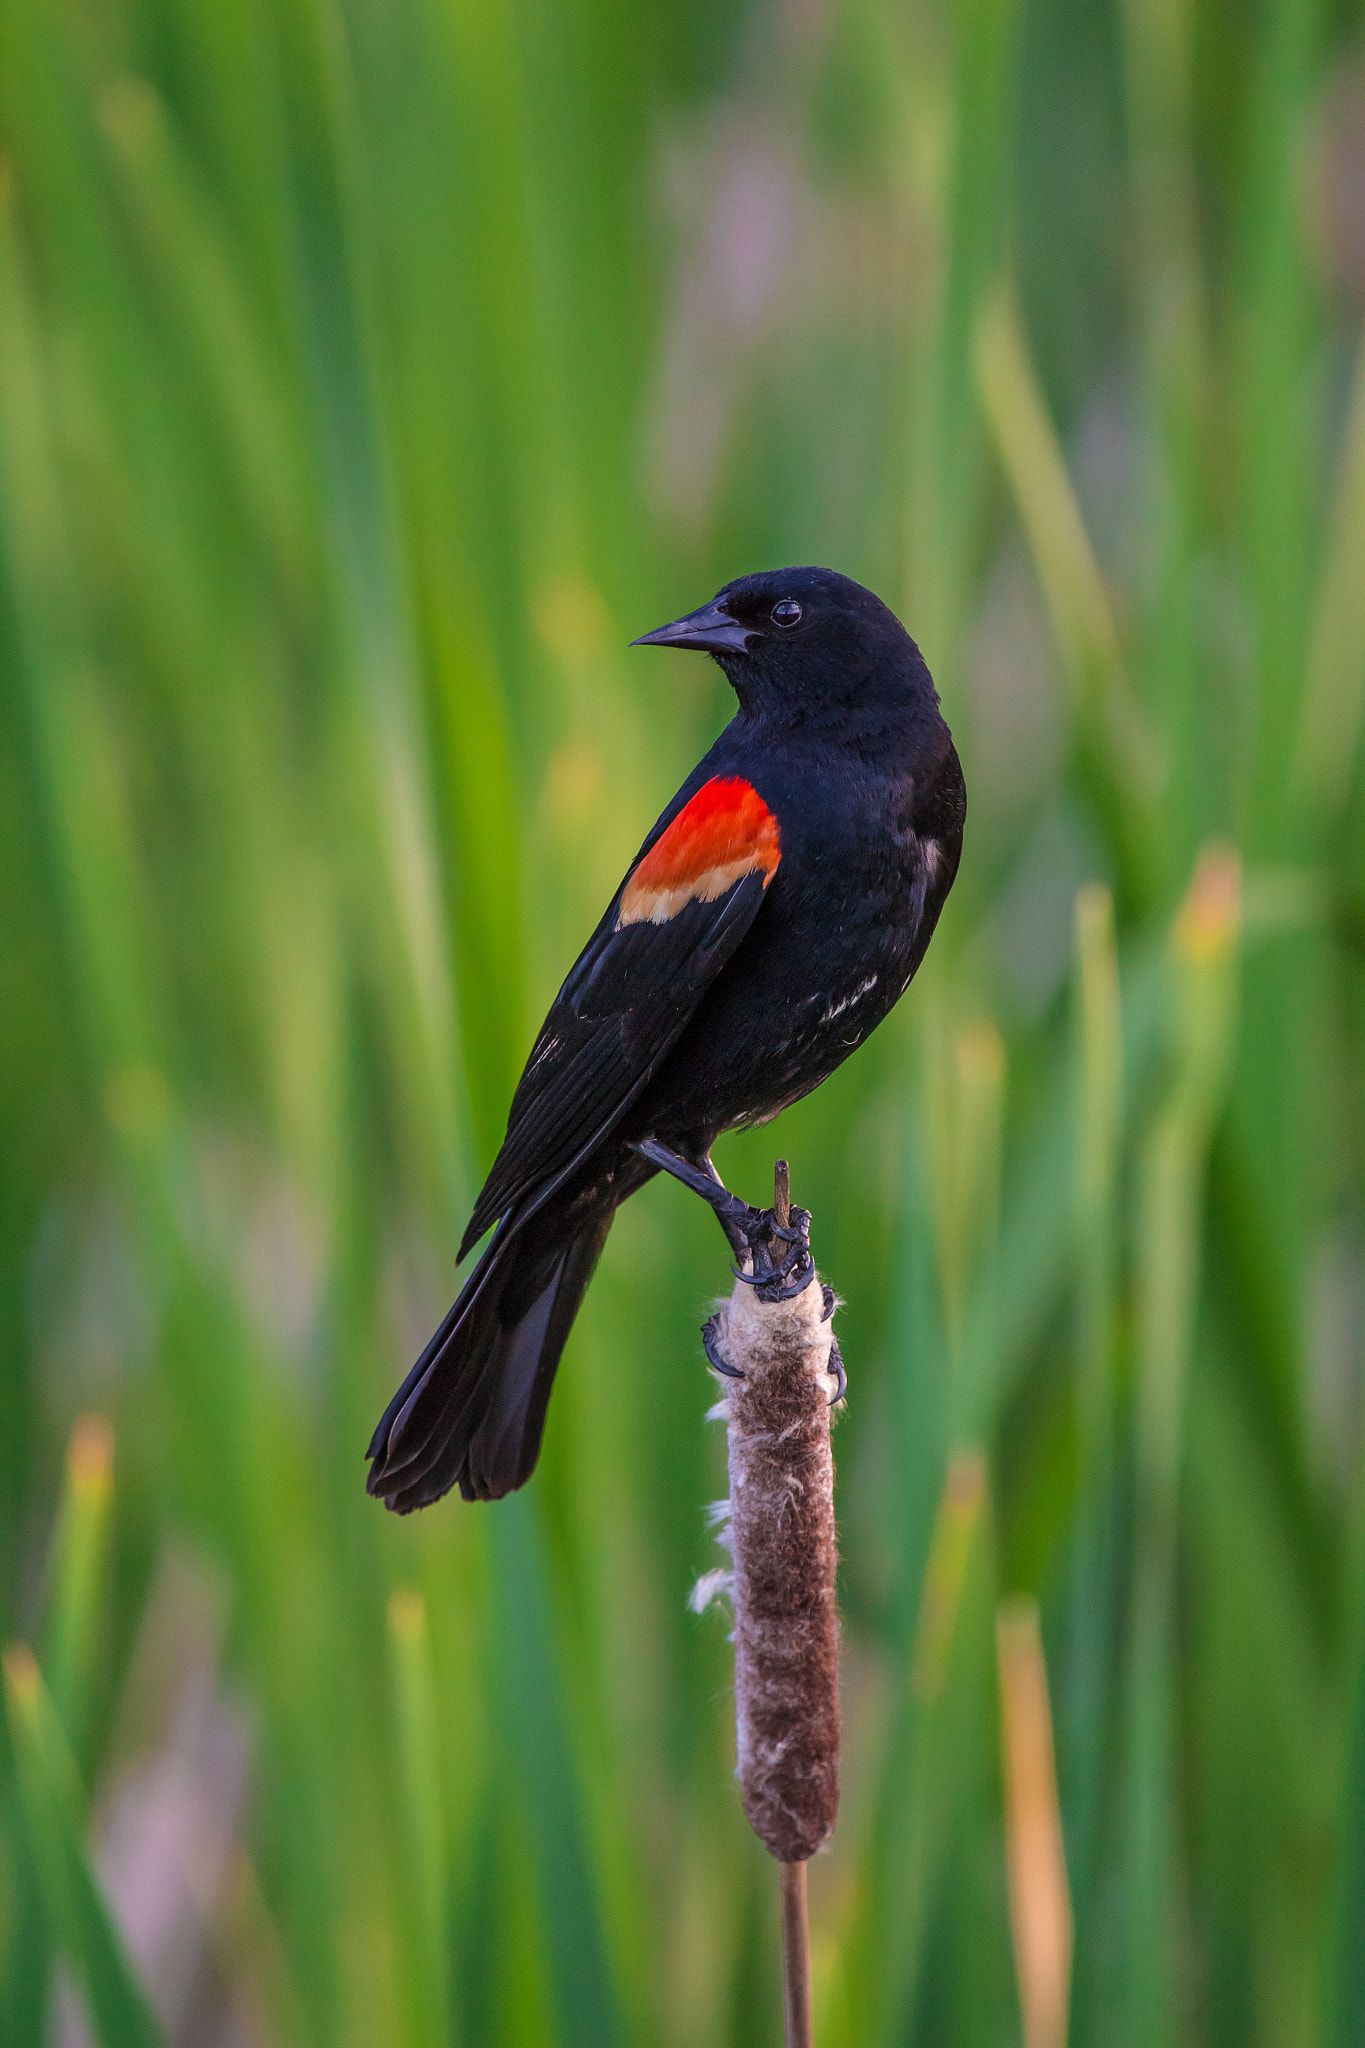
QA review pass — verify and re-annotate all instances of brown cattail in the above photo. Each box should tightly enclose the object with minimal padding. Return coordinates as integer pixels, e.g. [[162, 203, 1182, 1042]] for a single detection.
[[695, 1164, 841, 1863]]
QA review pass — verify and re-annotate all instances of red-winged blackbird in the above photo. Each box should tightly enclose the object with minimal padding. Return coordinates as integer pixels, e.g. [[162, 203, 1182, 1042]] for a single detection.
[[368, 567, 965, 1509]]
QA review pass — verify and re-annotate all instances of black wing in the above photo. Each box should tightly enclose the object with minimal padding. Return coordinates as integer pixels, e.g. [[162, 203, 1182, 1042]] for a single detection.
[[457, 867, 768, 1258]]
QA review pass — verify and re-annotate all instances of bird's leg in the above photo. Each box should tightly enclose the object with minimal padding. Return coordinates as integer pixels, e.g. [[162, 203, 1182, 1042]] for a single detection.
[[632, 1138, 766, 1265], [634, 1138, 816, 1301], [634, 1140, 757, 1385]]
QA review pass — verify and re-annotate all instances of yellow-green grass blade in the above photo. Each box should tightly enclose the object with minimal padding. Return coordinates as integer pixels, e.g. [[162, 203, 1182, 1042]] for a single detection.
[[908, 0, 1020, 668], [386, 1590, 453, 2045], [1061, 886, 1122, 2021], [488, 1495, 629, 2048], [42, 1416, 116, 1771], [832, 1449, 1003, 2044], [3, 1646, 164, 2048], [1116, 851, 1241, 2043], [973, 282, 1160, 911]]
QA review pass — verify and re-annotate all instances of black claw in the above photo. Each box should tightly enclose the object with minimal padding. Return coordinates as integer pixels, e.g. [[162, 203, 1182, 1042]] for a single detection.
[[821, 1283, 837, 1322], [766, 1210, 812, 1265], [702, 1313, 745, 1381], [827, 1334, 847, 1405], [754, 1208, 814, 1297], [728, 1203, 816, 1303], [756, 1250, 816, 1304], [776, 1238, 813, 1282]]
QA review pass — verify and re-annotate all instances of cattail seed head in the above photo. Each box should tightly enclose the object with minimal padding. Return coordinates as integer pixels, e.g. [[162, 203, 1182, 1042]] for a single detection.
[[702, 1257, 841, 1863]]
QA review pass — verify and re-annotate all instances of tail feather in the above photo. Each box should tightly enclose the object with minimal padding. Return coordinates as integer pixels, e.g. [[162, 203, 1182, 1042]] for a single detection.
[[367, 1205, 613, 1510], [365, 1221, 512, 1467]]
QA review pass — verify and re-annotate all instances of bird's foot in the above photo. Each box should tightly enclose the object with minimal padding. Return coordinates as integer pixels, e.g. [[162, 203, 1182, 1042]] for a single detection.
[[731, 1203, 815, 1303]]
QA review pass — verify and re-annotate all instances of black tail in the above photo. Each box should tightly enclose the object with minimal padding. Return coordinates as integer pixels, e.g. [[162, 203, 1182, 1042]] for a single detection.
[[366, 1203, 614, 1509]]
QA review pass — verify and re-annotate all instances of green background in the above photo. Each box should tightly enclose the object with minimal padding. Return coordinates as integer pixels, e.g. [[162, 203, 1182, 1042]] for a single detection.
[[3, 0, 1364, 2041]]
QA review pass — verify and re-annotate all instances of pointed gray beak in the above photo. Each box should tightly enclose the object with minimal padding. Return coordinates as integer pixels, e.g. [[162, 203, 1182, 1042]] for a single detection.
[[631, 597, 754, 655]]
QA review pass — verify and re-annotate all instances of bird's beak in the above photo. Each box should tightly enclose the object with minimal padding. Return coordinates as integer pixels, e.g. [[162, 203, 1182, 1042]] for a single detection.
[[631, 597, 754, 656]]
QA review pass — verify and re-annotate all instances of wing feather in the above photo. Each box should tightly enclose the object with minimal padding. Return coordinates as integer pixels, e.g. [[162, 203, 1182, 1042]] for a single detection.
[[458, 865, 770, 1257]]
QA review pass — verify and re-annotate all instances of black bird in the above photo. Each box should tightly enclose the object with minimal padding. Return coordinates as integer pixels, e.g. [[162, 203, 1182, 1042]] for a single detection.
[[368, 567, 965, 1509]]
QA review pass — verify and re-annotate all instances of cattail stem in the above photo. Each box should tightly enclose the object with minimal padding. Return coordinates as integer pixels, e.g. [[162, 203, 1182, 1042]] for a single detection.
[[779, 1860, 813, 2048], [695, 1160, 841, 2046], [773, 1155, 792, 1233]]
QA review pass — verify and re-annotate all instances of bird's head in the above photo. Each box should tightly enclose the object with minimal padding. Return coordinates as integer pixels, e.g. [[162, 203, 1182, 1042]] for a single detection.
[[632, 566, 940, 734]]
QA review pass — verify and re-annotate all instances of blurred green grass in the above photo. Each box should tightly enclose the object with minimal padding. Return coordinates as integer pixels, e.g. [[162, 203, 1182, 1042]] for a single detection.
[[1, 0, 1363, 2041]]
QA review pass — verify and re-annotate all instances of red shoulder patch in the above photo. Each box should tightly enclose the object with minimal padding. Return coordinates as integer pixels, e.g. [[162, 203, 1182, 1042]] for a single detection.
[[618, 777, 781, 927]]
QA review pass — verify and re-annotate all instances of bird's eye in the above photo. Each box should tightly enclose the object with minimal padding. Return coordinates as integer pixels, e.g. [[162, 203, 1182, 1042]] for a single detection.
[[771, 598, 802, 629]]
